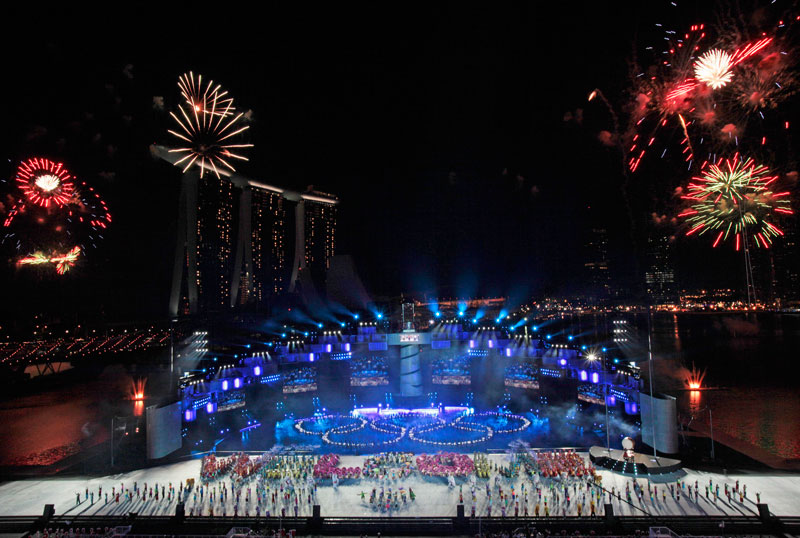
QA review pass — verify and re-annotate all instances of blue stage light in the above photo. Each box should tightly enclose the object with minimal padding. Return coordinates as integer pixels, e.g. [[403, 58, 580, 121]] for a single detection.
[[532, 325, 538, 331], [354, 314, 360, 320], [567, 335, 574, 341], [458, 311, 465, 317], [581, 345, 587, 350], [546, 334, 552, 340], [317, 323, 323, 328], [435, 312, 441, 318], [377, 313, 383, 319]]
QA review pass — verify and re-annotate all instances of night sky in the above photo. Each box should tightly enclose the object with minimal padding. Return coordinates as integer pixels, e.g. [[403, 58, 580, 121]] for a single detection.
[[1, 2, 785, 325]]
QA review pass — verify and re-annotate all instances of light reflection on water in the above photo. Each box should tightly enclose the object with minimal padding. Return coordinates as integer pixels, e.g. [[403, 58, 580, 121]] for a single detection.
[[677, 387, 800, 460]]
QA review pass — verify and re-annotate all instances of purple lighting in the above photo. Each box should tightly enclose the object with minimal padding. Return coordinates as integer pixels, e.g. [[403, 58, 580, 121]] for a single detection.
[[254, 366, 261, 376], [488, 340, 494, 348], [469, 339, 475, 349], [206, 402, 215, 414], [591, 372, 599, 384], [325, 344, 332, 353], [222, 380, 229, 391], [505, 347, 512, 357], [559, 358, 567, 366], [579, 370, 587, 382], [234, 377, 241, 389], [344, 343, 351, 352], [309, 352, 315, 362]]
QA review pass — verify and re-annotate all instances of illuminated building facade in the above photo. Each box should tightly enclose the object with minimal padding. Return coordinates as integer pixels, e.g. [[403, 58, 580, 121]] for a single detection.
[[230, 185, 289, 308], [158, 144, 338, 317], [584, 227, 611, 301], [770, 219, 800, 304], [644, 234, 677, 303], [303, 194, 337, 286]]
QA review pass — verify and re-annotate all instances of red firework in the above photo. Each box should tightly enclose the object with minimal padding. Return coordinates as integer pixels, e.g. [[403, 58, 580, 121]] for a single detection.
[[15, 158, 75, 208]]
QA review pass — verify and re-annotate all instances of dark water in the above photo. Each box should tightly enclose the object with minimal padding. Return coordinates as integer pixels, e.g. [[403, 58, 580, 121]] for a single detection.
[[0, 365, 155, 467], [677, 387, 800, 461], [641, 312, 800, 460], [2, 313, 798, 466]]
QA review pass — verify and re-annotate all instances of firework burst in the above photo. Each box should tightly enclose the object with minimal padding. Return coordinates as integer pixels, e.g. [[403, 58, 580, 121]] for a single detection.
[[679, 155, 792, 249], [685, 362, 706, 390], [3, 157, 111, 274], [17, 246, 81, 274], [177, 71, 234, 117], [694, 48, 734, 89], [623, 5, 797, 174], [168, 72, 253, 179], [15, 158, 75, 208]]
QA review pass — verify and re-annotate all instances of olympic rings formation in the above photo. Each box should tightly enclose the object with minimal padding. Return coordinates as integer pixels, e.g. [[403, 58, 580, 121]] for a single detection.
[[293, 411, 530, 448]]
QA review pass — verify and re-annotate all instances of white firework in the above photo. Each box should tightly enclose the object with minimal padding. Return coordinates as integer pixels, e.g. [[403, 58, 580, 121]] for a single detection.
[[694, 49, 734, 89], [177, 71, 234, 118], [168, 73, 253, 179]]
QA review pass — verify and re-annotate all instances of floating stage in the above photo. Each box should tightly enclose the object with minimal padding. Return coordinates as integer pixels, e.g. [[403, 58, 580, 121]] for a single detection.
[[589, 446, 682, 475]]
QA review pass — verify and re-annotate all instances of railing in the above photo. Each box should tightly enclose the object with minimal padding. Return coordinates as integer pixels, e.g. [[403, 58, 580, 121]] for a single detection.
[[4, 513, 799, 537]]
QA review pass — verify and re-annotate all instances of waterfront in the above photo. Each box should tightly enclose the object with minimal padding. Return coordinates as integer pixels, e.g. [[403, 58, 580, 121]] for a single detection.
[[1, 312, 799, 469], [0, 364, 166, 468], [649, 312, 800, 461]]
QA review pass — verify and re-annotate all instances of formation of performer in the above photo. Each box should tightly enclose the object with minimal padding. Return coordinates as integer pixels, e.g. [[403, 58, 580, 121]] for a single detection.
[[62, 450, 764, 519]]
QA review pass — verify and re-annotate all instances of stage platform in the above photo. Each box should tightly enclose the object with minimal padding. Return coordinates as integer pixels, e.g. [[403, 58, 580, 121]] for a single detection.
[[589, 446, 682, 475]]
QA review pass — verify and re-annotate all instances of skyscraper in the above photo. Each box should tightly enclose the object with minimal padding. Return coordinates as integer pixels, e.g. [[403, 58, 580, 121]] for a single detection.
[[230, 183, 289, 308], [287, 192, 339, 297], [304, 192, 337, 285], [644, 234, 677, 303], [154, 145, 338, 317], [584, 227, 611, 301], [770, 218, 800, 304]]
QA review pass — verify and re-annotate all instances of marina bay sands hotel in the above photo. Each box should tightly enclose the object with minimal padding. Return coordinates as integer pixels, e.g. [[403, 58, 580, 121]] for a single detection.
[[152, 146, 346, 317]]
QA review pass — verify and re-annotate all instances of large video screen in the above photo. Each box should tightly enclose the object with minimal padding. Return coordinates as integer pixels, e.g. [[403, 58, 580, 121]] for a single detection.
[[350, 356, 389, 386], [504, 361, 539, 389], [283, 366, 317, 393], [432, 355, 471, 385]]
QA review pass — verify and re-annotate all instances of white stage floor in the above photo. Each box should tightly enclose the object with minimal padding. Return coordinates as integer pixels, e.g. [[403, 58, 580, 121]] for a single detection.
[[1, 453, 798, 518]]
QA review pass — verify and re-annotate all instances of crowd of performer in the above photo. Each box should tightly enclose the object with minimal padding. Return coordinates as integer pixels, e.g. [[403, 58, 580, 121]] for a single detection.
[[64, 450, 767, 519]]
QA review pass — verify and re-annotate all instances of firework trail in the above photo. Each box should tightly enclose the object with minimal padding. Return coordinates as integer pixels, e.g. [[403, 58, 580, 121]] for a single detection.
[[15, 157, 75, 208], [17, 246, 81, 274], [679, 154, 792, 249], [168, 72, 253, 178], [625, 7, 798, 174], [3, 159, 111, 274]]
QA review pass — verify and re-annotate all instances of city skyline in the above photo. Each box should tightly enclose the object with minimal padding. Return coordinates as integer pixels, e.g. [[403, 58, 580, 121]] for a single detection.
[[1, 3, 799, 325]]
